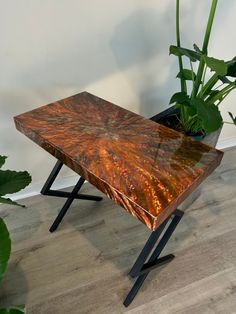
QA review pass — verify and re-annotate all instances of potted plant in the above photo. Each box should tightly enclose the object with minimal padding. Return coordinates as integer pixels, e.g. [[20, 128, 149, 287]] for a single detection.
[[0, 155, 31, 314], [151, 0, 236, 147]]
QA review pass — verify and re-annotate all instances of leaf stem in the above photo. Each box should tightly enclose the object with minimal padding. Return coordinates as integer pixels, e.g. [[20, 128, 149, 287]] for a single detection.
[[176, 0, 187, 93], [193, 0, 218, 97], [202, 64, 207, 87], [216, 87, 236, 106], [208, 83, 236, 104], [202, 0, 218, 54], [199, 72, 218, 97], [190, 60, 195, 90]]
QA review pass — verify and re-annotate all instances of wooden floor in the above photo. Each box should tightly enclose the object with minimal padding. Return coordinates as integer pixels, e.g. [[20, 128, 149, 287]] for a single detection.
[[0, 148, 236, 314]]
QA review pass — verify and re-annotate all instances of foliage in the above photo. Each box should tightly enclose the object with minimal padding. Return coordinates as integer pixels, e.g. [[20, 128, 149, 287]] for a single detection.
[[0, 305, 25, 314], [0, 156, 31, 207], [0, 155, 31, 313], [0, 218, 10, 283], [170, 0, 236, 135]]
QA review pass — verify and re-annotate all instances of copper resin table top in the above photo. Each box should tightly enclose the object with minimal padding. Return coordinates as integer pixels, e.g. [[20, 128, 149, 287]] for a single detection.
[[14, 92, 223, 230]]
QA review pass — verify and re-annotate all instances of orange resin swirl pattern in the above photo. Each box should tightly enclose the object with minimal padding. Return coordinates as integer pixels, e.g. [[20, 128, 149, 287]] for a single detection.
[[14, 92, 223, 230]]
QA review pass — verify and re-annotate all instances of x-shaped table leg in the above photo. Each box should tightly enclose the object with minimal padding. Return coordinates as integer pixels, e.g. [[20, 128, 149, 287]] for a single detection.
[[41, 160, 103, 232], [124, 209, 184, 307]]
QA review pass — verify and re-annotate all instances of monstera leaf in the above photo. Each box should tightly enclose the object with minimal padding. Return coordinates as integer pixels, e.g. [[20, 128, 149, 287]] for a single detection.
[[0, 218, 11, 283], [0, 156, 31, 207], [0, 155, 31, 312], [191, 98, 223, 134], [0, 306, 25, 314], [203, 56, 228, 76]]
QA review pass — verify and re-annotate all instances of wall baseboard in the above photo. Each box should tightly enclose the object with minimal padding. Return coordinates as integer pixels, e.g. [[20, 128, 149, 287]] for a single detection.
[[6, 136, 236, 202], [8, 175, 79, 201], [216, 136, 236, 150]]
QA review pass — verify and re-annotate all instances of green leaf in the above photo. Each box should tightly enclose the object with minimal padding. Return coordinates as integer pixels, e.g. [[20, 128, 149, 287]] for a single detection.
[[228, 112, 236, 125], [169, 92, 190, 106], [169, 45, 201, 62], [0, 170, 31, 196], [0, 217, 11, 283], [185, 105, 197, 117], [204, 56, 228, 76], [191, 98, 223, 134], [0, 156, 7, 169], [0, 197, 25, 207], [226, 57, 236, 77], [0, 306, 25, 314], [177, 69, 196, 81]]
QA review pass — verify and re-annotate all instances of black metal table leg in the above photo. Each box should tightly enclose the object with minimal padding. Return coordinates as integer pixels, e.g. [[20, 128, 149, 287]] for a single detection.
[[43, 189, 103, 201], [49, 177, 85, 232], [128, 218, 169, 278], [41, 160, 103, 232], [124, 209, 184, 307], [41, 160, 63, 194]]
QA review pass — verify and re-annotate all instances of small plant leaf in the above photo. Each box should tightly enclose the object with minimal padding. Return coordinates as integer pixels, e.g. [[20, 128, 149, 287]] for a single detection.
[[169, 92, 190, 106], [0, 156, 7, 169], [228, 112, 236, 125], [0, 309, 25, 314], [0, 170, 31, 196], [204, 56, 228, 76], [0, 217, 11, 283], [191, 98, 223, 134], [177, 69, 196, 81], [0, 196, 25, 207], [169, 45, 201, 62]]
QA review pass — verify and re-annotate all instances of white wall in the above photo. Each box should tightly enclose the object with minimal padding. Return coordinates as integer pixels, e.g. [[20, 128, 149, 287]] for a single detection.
[[0, 0, 236, 199]]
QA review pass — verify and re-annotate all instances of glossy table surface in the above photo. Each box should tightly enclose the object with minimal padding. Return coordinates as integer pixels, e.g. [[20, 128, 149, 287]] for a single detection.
[[14, 92, 224, 230]]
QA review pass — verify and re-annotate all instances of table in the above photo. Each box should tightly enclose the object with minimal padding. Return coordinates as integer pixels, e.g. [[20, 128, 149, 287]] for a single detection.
[[14, 92, 223, 306]]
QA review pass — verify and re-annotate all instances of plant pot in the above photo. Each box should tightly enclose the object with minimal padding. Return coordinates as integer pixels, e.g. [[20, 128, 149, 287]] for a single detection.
[[150, 106, 222, 210], [150, 105, 222, 147]]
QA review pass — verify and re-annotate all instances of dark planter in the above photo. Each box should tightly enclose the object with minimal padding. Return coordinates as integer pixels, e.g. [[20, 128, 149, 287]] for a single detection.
[[150, 105, 222, 147], [150, 106, 222, 210]]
